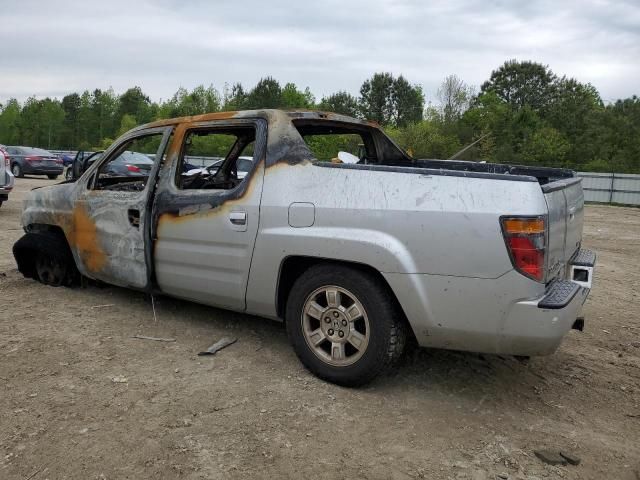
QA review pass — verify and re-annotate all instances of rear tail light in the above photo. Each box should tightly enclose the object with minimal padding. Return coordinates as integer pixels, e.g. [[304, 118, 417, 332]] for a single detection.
[[25, 156, 40, 162], [126, 164, 141, 172], [3, 156, 8, 167], [500, 216, 546, 282], [55, 158, 63, 164]]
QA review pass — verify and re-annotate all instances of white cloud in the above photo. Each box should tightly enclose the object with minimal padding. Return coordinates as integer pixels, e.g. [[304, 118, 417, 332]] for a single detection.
[[0, 0, 638, 104]]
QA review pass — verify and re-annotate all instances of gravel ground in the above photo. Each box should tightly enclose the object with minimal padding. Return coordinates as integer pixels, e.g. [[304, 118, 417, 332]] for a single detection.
[[1, 176, 639, 480]]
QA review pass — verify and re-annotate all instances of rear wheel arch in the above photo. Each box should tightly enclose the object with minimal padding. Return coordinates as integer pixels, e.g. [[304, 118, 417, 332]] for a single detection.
[[276, 256, 412, 332], [283, 260, 410, 386]]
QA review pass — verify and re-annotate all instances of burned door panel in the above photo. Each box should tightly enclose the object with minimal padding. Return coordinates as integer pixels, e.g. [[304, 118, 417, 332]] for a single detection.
[[153, 119, 267, 310], [71, 127, 172, 289]]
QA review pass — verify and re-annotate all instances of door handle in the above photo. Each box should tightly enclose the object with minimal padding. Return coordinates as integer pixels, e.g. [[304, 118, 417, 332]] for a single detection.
[[128, 209, 140, 228], [229, 211, 247, 226]]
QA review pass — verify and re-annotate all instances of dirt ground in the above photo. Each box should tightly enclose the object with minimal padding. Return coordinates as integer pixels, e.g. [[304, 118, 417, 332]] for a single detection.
[[1, 176, 639, 480]]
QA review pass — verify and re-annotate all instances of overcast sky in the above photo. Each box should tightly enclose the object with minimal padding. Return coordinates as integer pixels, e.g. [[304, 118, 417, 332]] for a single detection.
[[1, 0, 638, 105]]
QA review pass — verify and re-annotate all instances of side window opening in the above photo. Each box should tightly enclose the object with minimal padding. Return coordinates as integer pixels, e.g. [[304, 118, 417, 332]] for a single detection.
[[177, 127, 256, 190], [93, 133, 165, 192], [292, 121, 378, 164]]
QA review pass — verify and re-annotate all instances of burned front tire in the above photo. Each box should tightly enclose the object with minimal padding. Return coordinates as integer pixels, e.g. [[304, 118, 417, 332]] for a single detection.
[[13, 231, 79, 287], [34, 251, 71, 286], [285, 264, 406, 387]]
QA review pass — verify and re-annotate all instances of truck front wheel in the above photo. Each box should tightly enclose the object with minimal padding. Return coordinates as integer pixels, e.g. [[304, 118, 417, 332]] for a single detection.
[[285, 264, 406, 387], [13, 232, 79, 287]]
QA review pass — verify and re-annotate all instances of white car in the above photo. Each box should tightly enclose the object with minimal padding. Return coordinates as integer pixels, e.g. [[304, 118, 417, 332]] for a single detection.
[[185, 156, 253, 180]]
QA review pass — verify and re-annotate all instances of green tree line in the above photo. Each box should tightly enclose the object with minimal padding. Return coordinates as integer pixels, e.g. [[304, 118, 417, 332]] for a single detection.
[[0, 60, 638, 173]]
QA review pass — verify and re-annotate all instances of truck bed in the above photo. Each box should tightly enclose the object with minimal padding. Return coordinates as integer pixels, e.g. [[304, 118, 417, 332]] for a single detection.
[[411, 158, 576, 186]]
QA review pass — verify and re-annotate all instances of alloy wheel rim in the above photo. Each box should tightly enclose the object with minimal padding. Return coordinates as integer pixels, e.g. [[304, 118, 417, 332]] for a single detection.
[[301, 285, 370, 367]]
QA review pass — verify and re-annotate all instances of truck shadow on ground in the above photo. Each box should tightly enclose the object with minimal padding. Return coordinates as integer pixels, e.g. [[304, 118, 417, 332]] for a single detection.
[[114, 284, 555, 399]]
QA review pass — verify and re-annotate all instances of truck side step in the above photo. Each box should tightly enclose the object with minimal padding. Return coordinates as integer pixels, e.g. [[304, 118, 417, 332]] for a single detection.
[[538, 280, 580, 309], [571, 249, 596, 267]]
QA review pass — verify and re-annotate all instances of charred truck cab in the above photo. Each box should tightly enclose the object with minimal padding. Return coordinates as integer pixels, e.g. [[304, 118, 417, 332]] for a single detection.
[[13, 110, 595, 386]]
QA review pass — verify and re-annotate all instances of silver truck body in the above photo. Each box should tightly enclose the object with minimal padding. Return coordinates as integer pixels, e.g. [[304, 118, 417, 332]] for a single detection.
[[17, 110, 594, 358]]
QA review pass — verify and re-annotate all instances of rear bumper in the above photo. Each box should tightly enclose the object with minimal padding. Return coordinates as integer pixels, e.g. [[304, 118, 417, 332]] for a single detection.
[[498, 281, 589, 355], [384, 249, 595, 356], [21, 163, 63, 175]]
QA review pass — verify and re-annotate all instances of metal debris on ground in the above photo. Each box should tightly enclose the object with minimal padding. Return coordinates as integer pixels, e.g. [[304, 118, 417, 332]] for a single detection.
[[132, 335, 176, 342], [91, 304, 115, 309], [533, 449, 568, 466], [198, 337, 237, 356], [559, 451, 581, 465], [151, 294, 158, 323]]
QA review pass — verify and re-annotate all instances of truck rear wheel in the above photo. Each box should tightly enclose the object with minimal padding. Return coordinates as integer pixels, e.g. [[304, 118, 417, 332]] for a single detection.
[[285, 264, 406, 387]]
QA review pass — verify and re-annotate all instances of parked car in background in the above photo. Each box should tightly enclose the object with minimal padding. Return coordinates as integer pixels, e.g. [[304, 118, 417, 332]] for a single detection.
[[6, 146, 63, 179], [59, 153, 75, 167], [183, 156, 253, 179], [101, 151, 154, 177], [66, 150, 102, 180], [66, 151, 151, 180], [0, 145, 15, 207]]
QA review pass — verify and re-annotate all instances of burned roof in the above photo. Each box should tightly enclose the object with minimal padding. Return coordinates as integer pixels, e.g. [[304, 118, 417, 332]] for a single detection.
[[141, 109, 378, 130]]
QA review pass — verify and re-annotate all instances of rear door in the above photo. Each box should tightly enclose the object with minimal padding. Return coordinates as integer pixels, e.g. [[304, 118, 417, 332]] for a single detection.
[[543, 178, 584, 280], [153, 118, 267, 310], [71, 127, 172, 288]]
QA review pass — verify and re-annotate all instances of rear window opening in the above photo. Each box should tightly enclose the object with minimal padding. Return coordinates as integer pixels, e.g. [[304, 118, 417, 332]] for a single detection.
[[292, 120, 410, 166], [294, 125, 375, 164]]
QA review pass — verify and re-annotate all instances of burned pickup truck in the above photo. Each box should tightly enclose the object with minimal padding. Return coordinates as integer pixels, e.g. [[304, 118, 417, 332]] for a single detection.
[[13, 110, 595, 386]]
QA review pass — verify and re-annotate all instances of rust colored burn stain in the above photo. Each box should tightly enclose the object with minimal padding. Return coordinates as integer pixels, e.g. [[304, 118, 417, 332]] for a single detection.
[[69, 206, 106, 272], [156, 159, 268, 228], [146, 111, 240, 128], [163, 123, 187, 169]]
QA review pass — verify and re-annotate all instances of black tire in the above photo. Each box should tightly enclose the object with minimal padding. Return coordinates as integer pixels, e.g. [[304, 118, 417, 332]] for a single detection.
[[13, 232, 79, 287], [65, 168, 73, 180], [11, 163, 23, 178], [47, 174, 58, 180], [285, 264, 407, 387]]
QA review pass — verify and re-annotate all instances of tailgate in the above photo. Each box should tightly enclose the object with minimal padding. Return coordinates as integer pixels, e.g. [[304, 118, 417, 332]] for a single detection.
[[543, 177, 584, 281]]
